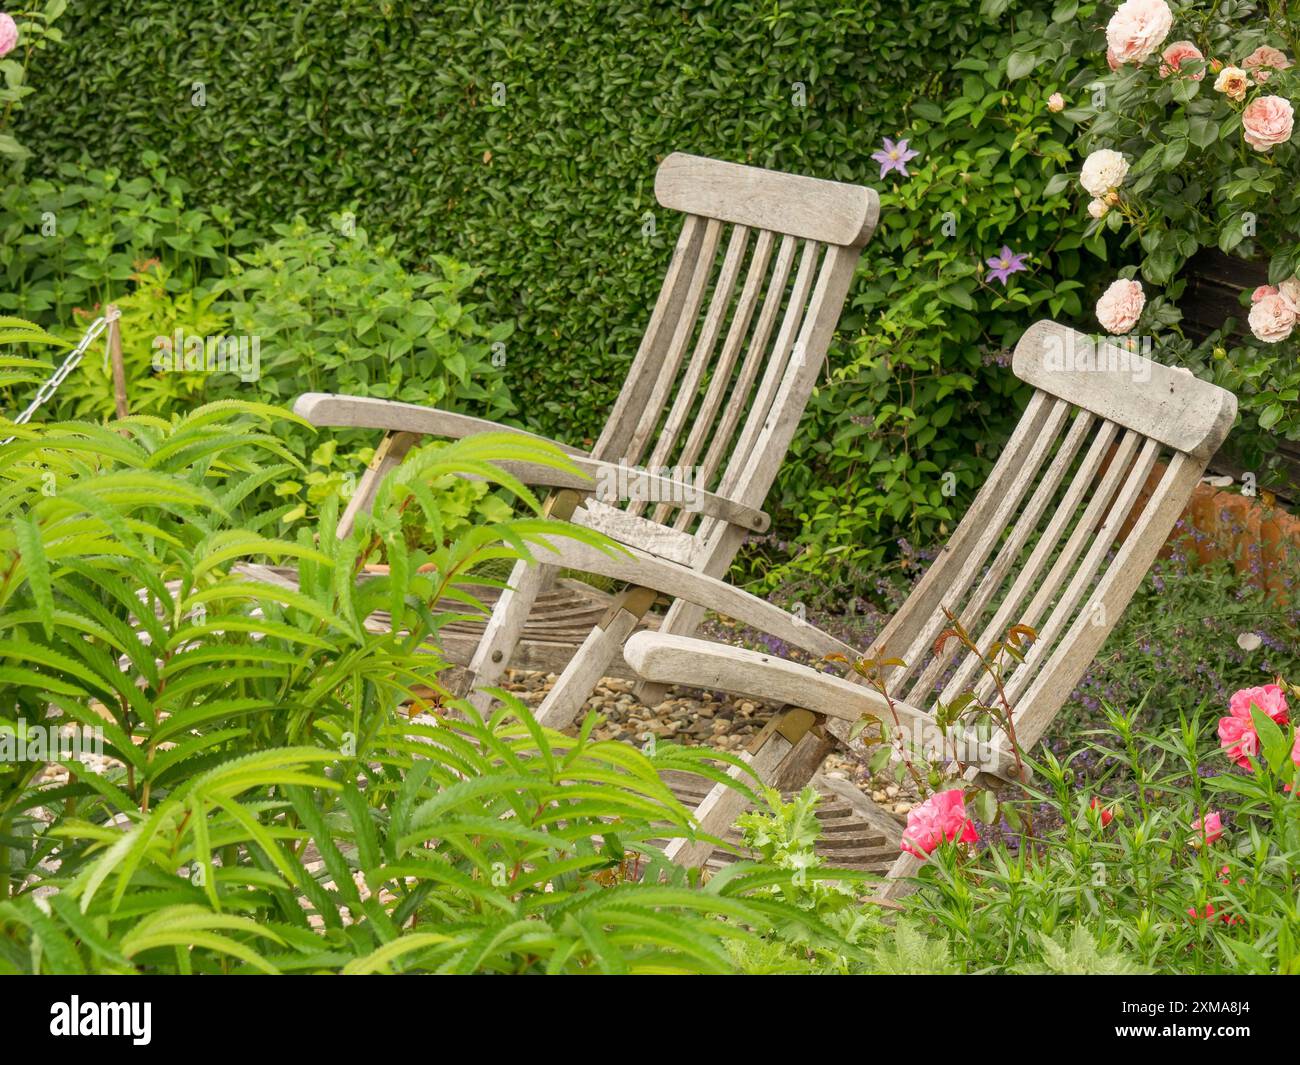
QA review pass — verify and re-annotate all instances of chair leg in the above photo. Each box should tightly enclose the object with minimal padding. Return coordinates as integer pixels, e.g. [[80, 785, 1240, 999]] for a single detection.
[[462, 557, 552, 711], [338, 430, 419, 540], [666, 708, 828, 868], [460, 490, 579, 711], [535, 586, 657, 730]]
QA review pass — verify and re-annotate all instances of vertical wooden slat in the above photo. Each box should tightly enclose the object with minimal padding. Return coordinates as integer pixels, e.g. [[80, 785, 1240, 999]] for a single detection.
[[899, 397, 1073, 702], [593, 216, 707, 463], [862, 391, 1053, 685], [629, 224, 751, 517], [1001, 436, 1160, 705], [622, 217, 723, 467], [937, 407, 1099, 704], [1005, 453, 1203, 749], [652, 228, 777, 526], [676, 233, 797, 531]]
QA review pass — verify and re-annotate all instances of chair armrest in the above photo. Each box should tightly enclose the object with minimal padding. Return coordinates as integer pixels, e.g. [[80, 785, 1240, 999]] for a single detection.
[[295, 393, 770, 532], [293, 393, 589, 456]]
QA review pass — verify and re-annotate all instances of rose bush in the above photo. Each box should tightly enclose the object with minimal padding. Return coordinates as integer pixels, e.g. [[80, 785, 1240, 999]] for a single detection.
[[1062, 0, 1300, 476]]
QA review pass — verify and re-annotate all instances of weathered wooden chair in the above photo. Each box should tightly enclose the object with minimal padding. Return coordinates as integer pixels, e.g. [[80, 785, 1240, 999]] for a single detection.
[[294, 153, 880, 721], [620, 321, 1237, 896]]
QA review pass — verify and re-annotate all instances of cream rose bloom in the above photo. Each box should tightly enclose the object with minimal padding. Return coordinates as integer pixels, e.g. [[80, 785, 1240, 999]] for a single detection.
[[1214, 66, 1251, 101], [1248, 293, 1297, 343], [1106, 0, 1173, 64], [1278, 277, 1300, 314], [1096, 279, 1145, 335], [1048, 92, 1065, 112], [1080, 149, 1130, 197], [1088, 198, 1109, 219], [1242, 95, 1295, 151]]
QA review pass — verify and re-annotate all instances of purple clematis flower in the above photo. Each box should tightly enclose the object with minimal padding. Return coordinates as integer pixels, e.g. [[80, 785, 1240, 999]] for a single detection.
[[871, 137, 920, 180], [985, 245, 1029, 285]]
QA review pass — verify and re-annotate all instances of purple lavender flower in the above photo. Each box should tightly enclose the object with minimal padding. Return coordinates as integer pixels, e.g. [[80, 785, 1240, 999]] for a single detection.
[[985, 246, 1030, 285], [871, 137, 920, 180]]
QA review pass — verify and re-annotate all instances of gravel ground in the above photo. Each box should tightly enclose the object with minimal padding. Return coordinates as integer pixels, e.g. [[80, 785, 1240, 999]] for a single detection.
[[500, 668, 919, 818]]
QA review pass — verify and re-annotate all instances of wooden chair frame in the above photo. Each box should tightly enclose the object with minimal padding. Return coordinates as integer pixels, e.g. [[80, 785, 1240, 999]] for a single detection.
[[294, 152, 881, 724], [620, 321, 1237, 897]]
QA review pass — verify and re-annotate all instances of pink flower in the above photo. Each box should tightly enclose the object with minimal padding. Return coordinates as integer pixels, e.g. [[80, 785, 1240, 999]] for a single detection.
[[1251, 284, 1280, 303], [1160, 40, 1204, 79], [1107, 48, 1122, 72], [1248, 293, 1297, 343], [1242, 45, 1291, 83], [1191, 811, 1223, 846], [0, 13, 17, 59], [1096, 278, 1145, 335], [900, 788, 979, 860], [1218, 684, 1290, 768], [1287, 729, 1300, 792], [1242, 95, 1295, 152], [1089, 797, 1114, 827], [1106, 0, 1173, 65], [1188, 902, 1217, 921], [1048, 92, 1065, 112]]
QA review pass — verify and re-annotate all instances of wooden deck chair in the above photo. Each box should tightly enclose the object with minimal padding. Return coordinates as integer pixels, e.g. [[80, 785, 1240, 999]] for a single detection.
[[293, 153, 880, 721], [619, 320, 1237, 898]]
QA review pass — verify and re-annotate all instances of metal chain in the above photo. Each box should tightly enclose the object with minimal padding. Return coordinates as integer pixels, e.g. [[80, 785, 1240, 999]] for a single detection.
[[2, 307, 120, 446]]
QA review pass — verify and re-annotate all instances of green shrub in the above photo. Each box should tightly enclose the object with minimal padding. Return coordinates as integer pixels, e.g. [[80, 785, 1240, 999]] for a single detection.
[[14, 0, 1074, 446]]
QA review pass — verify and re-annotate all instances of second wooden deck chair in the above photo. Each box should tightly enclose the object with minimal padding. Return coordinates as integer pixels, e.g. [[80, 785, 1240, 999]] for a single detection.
[[294, 152, 880, 719], [619, 321, 1237, 897]]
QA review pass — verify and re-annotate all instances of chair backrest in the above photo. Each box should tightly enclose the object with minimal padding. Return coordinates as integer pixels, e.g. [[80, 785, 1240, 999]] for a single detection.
[[592, 154, 878, 541], [870, 320, 1236, 751]]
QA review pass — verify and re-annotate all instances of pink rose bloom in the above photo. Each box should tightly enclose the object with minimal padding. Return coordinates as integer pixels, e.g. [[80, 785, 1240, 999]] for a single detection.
[[900, 788, 979, 860], [1218, 683, 1290, 767], [1287, 729, 1300, 792], [1107, 48, 1122, 72], [1106, 0, 1174, 64], [1251, 284, 1280, 303], [0, 13, 18, 59], [1243, 45, 1291, 82], [1242, 95, 1295, 152], [1096, 278, 1145, 335], [1048, 92, 1065, 112], [1191, 811, 1223, 846], [1160, 40, 1204, 79], [1248, 292, 1297, 343]]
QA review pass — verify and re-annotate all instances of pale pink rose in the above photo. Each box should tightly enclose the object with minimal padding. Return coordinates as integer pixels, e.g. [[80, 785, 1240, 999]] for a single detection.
[[1214, 65, 1251, 101], [1279, 278, 1300, 313], [1242, 95, 1295, 151], [1107, 48, 1122, 72], [1190, 811, 1223, 846], [1242, 45, 1291, 83], [1096, 278, 1145, 335], [1218, 683, 1290, 768], [0, 13, 17, 59], [1048, 92, 1065, 112], [1160, 40, 1204, 80], [1248, 292, 1297, 342], [1251, 284, 1280, 303], [900, 788, 979, 860], [1106, 0, 1173, 64]]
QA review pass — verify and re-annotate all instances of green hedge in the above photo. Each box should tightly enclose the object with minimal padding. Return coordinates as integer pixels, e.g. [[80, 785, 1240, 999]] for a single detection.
[[18, 0, 1005, 442]]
